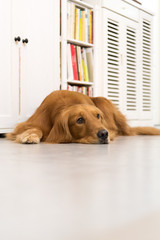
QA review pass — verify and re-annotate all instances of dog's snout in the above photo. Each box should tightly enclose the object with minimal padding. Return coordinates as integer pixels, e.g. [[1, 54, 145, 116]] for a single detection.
[[97, 129, 108, 140]]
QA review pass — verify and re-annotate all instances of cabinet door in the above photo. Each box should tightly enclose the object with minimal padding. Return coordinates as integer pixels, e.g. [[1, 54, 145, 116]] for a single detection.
[[102, 9, 122, 109], [139, 11, 153, 120], [102, 9, 141, 120], [0, 0, 19, 132], [123, 17, 140, 120], [13, 0, 60, 121]]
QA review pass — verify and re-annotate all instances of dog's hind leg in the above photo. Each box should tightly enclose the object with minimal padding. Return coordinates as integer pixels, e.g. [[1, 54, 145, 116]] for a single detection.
[[15, 128, 43, 144]]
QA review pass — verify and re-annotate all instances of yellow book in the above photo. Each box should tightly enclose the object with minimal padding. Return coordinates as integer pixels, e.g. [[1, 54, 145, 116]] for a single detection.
[[89, 10, 92, 44], [82, 58, 86, 81], [82, 48, 89, 82], [82, 10, 85, 42], [74, 8, 78, 39], [79, 10, 82, 41]]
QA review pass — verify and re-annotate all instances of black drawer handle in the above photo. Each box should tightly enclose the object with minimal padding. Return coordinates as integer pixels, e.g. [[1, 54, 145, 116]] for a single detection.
[[14, 36, 21, 42], [22, 38, 29, 44]]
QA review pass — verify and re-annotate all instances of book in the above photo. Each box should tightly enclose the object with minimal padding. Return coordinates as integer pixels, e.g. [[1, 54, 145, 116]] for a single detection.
[[89, 10, 93, 44], [78, 46, 84, 81], [67, 4, 93, 43], [67, 85, 92, 96], [82, 10, 86, 42], [86, 48, 93, 82], [75, 46, 80, 80], [67, 44, 73, 80], [85, 9, 89, 42], [67, 2, 71, 39], [77, 46, 84, 81], [70, 44, 78, 80], [75, 8, 80, 40], [79, 10, 82, 41], [71, 3, 75, 39], [81, 48, 89, 82]]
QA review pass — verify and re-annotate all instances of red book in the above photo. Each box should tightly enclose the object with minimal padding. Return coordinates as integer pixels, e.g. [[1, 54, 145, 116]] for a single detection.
[[70, 44, 78, 80]]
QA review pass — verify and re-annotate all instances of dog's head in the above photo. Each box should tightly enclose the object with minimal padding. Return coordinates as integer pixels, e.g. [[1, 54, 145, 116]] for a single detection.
[[46, 104, 109, 144]]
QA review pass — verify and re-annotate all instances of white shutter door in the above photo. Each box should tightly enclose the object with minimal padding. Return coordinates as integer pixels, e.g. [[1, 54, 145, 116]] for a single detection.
[[123, 20, 139, 120], [107, 19, 120, 107], [102, 9, 122, 109], [102, 9, 153, 124], [102, 9, 139, 116], [140, 13, 153, 120]]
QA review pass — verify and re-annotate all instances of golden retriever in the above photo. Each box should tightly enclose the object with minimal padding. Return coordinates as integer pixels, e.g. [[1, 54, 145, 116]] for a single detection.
[[6, 90, 160, 144]]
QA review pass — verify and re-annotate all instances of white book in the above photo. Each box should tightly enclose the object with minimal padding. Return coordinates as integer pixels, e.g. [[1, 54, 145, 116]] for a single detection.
[[71, 3, 75, 39], [75, 8, 80, 40], [67, 2, 71, 39], [77, 46, 84, 81], [86, 48, 93, 82], [67, 44, 73, 80]]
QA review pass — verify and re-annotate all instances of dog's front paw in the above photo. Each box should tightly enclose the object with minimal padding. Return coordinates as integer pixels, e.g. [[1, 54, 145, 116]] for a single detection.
[[17, 133, 40, 144]]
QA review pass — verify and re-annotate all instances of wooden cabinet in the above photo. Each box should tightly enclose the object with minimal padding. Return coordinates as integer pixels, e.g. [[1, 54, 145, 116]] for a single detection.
[[0, 0, 60, 132]]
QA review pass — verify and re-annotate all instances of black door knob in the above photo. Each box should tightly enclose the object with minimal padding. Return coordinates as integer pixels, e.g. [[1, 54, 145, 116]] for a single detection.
[[22, 38, 29, 44], [14, 36, 21, 42]]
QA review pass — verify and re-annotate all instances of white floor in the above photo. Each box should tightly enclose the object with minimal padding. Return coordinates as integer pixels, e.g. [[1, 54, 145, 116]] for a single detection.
[[0, 136, 160, 240]]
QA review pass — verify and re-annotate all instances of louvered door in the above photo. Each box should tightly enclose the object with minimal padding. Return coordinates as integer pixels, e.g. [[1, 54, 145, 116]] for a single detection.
[[102, 9, 139, 118], [139, 12, 153, 120], [102, 10, 122, 110], [123, 20, 140, 119], [102, 9, 153, 123], [126, 28, 137, 113], [106, 19, 120, 107]]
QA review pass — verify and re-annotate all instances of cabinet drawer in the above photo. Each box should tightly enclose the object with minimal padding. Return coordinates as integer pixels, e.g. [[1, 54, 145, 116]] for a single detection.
[[102, 0, 139, 22]]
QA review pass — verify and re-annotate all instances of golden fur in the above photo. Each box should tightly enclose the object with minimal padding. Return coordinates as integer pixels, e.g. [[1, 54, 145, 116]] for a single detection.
[[6, 90, 160, 144]]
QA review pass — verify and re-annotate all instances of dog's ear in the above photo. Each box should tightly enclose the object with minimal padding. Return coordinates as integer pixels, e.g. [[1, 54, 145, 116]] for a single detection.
[[45, 109, 72, 143]]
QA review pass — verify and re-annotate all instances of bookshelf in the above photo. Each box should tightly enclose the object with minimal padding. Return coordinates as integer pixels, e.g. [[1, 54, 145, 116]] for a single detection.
[[60, 0, 95, 96]]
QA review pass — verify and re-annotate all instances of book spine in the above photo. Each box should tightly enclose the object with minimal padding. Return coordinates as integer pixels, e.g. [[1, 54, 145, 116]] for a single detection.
[[78, 46, 84, 81], [70, 44, 78, 80], [87, 9, 90, 43], [75, 8, 80, 40], [85, 9, 88, 43], [67, 44, 73, 81], [67, 2, 71, 39], [89, 10, 93, 44], [91, 10, 93, 44], [71, 3, 75, 39], [82, 10, 85, 42], [86, 48, 93, 82], [75, 46, 80, 80], [82, 48, 89, 82], [79, 10, 82, 41]]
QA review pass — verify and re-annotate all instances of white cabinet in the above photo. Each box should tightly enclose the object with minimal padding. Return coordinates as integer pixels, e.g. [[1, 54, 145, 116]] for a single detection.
[[101, 2, 153, 125], [0, 0, 19, 132], [0, 0, 60, 132]]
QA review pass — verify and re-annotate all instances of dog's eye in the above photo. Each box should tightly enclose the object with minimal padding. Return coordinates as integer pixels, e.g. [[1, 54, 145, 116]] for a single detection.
[[97, 114, 100, 119], [76, 117, 85, 124]]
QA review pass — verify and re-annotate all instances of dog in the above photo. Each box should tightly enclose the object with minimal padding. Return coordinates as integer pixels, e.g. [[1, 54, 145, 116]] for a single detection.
[[6, 90, 160, 144]]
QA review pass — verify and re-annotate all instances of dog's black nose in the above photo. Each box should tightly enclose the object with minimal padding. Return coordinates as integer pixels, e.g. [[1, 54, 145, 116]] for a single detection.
[[97, 129, 108, 140]]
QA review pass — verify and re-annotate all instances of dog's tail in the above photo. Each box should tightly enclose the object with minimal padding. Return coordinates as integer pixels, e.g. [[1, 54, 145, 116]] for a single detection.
[[130, 126, 160, 135]]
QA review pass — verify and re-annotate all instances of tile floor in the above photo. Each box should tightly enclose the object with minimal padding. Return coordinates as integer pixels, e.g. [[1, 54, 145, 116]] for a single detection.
[[0, 135, 160, 240]]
